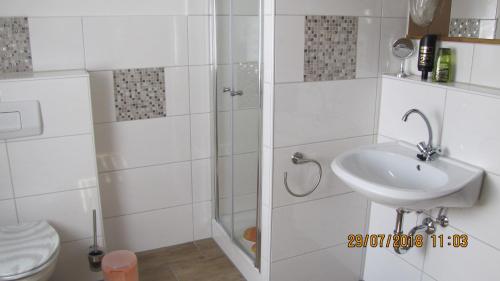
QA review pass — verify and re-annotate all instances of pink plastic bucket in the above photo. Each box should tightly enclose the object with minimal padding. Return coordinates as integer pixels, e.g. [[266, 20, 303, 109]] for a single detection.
[[102, 250, 139, 281]]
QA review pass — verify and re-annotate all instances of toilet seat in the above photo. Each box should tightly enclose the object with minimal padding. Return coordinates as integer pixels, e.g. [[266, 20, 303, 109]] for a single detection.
[[0, 221, 60, 281]]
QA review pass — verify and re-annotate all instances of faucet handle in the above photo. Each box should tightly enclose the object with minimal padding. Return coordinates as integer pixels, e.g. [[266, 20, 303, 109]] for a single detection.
[[430, 146, 442, 157], [416, 142, 427, 153], [416, 144, 442, 161], [423, 146, 442, 161]]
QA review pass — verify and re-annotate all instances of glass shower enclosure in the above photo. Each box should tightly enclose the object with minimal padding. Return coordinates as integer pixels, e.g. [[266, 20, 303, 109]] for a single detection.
[[213, 0, 262, 266]]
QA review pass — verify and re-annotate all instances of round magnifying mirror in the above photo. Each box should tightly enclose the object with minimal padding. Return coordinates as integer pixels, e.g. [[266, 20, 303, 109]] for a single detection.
[[392, 38, 415, 78]]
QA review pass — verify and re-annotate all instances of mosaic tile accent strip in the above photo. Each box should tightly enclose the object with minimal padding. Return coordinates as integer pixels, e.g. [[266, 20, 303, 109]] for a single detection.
[[304, 16, 358, 82], [0, 17, 32, 73], [113, 68, 166, 121], [449, 18, 480, 38]]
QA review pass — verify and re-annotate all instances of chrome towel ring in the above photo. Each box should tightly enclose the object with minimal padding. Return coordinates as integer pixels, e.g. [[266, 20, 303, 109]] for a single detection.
[[284, 152, 323, 198]]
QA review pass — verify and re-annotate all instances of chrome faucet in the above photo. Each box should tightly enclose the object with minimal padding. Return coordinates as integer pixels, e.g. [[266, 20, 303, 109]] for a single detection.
[[402, 109, 441, 161]]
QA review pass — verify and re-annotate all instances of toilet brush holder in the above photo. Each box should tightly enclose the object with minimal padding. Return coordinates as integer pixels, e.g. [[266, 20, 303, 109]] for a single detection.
[[88, 248, 105, 272], [88, 209, 105, 272]]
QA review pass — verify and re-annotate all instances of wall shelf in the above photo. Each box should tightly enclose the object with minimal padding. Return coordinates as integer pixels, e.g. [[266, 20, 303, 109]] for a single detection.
[[382, 74, 500, 100]]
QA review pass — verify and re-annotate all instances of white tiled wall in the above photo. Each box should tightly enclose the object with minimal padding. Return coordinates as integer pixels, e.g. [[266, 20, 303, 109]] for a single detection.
[[17, 188, 102, 242], [271, 192, 368, 261], [357, 17, 382, 78], [267, 0, 409, 280], [451, 0, 498, 19], [378, 79, 446, 145], [94, 117, 191, 171], [1, 2, 214, 280], [271, 243, 363, 281], [104, 204, 194, 252], [0, 72, 104, 281], [364, 246, 422, 281], [84, 16, 189, 70], [28, 17, 85, 71], [470, 44, 500, 88], [9, 135, 97, 197], [189, 65, 212, 114], [273, 79, 377, 147], [275, 0, 383, 16], [274, 16, 304, 83], [0, 0, 204, 17], [367, 75, 500, 281], [99, 163, 192, 218], [82, 10, 213, 258], [188, 16, 212, 65]]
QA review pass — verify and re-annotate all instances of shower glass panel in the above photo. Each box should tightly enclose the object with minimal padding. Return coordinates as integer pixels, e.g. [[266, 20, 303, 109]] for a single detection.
[[214, 0, 262, 262]]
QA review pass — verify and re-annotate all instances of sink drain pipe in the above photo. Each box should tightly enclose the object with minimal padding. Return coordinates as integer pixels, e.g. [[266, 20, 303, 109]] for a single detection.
[[393, 208, 449, 255]]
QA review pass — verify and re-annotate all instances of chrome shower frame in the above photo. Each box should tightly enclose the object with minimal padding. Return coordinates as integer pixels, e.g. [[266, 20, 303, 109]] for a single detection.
[[211, 0, 264, 270]]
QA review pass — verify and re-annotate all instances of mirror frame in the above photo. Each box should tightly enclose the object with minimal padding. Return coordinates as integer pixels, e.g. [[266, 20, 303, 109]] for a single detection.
[[407, 35, 500, 45]]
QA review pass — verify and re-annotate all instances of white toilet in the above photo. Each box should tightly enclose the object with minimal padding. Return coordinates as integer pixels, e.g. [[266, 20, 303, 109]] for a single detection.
[[0, 221, 60, 281]]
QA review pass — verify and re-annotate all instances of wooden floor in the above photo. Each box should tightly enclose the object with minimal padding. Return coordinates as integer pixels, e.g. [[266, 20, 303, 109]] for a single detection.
[[137, 239, 246, 281]]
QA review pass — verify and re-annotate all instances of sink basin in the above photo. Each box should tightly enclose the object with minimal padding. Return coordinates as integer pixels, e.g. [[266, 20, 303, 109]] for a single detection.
[[331, 142, 484, 210]]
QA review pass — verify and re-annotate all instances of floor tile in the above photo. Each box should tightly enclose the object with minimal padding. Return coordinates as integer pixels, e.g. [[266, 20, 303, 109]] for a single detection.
[[136, 239, 246, 281], [194, 239, 225, 259], [139, 264, 177, 281], [137, 242, 202, 269], [169, 255, 245, 281]]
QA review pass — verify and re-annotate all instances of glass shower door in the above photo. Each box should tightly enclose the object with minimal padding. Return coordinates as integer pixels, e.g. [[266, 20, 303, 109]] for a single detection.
[[214, 0, 261, 262]]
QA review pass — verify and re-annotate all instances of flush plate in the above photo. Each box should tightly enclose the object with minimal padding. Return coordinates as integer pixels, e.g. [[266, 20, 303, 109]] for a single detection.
[[0, 101, 42, 140], [0, 111, 21, 132]]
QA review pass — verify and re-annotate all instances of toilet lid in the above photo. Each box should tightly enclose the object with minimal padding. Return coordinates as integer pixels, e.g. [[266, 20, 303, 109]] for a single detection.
[[0, 221, 60, 278]]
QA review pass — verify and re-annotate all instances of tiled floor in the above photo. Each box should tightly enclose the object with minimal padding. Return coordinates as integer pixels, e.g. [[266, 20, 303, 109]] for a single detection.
[[137, 239, 246, 281]]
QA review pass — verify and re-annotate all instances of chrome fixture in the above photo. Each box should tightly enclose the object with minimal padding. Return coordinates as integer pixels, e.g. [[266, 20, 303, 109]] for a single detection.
[[88, 209, 104, 272], [392, 38, 415, 78], [284, 152, 323, 198], [435, 207, 450, 227], [402, 109, 441, 161], [223, 87, 244, 97], [213, 0, 263, 268], [394, 208, 449, 254], [410, 0, 442, 27]]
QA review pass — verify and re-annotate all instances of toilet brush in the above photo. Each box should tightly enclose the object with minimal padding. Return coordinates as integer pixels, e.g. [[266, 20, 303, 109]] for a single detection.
[[88, 209, 105, 272]]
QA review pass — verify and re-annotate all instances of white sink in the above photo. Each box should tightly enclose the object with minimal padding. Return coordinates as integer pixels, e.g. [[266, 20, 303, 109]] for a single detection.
[[331, 142, 484, 211]]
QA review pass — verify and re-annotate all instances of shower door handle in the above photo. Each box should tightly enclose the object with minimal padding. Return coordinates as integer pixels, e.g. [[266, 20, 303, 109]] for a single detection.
[[223, 87, 244, 97], [231, 90, 243, 97]]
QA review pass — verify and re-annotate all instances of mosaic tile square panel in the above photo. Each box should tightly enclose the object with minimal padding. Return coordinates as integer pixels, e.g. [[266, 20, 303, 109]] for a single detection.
[[449, 18, 480, 38], [0, 17, 32, 73], [113, 68, 166, 121], [304, 16, 358, 82]]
